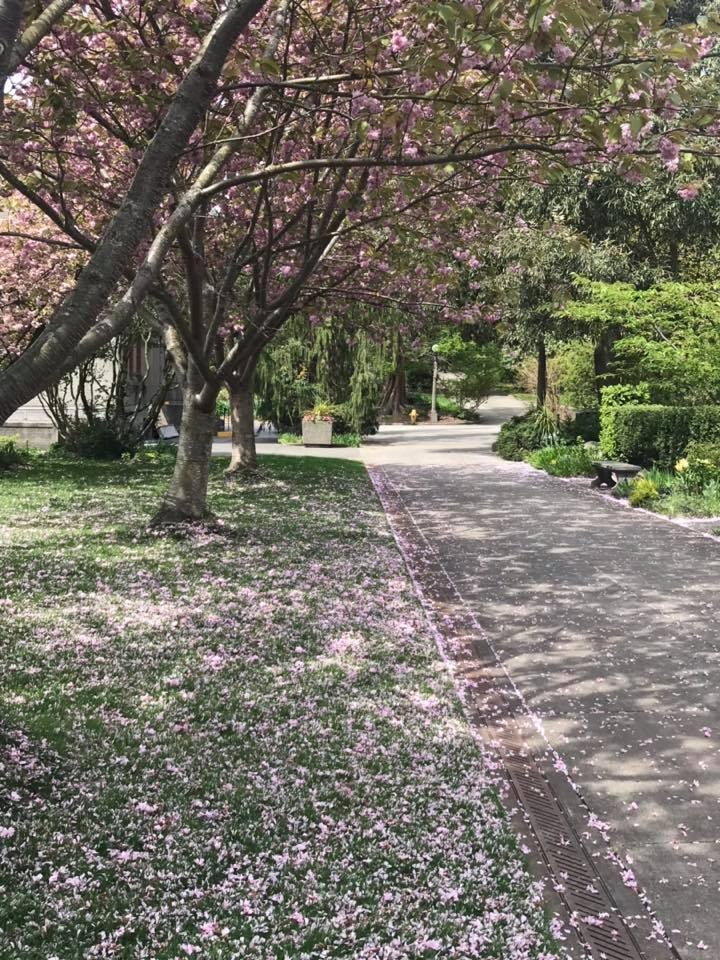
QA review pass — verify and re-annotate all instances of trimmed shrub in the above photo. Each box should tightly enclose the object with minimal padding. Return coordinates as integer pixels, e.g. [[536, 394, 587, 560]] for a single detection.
[[603, 405, 720, 468], [599, 383, 651, 458], [0, 436, 25, 470]]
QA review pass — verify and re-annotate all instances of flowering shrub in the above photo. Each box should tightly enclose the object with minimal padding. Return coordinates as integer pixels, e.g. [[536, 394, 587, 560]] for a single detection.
[[675, 449, 720, 494], [0, 456, 557, 959]]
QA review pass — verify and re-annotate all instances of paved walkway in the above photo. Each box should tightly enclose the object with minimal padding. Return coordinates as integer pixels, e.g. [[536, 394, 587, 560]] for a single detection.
[[236, 396, 720, 957]]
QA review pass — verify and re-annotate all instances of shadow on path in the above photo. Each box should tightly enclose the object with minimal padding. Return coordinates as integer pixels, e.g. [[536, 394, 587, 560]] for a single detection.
[[371, 397, 720, 960]]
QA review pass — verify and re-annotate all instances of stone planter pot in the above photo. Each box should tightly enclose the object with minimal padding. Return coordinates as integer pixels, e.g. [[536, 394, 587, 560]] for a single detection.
[[302, 419, 333, 446]]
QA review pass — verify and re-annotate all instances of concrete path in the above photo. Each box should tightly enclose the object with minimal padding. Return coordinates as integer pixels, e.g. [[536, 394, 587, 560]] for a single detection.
[[232, 395, 720, 958]]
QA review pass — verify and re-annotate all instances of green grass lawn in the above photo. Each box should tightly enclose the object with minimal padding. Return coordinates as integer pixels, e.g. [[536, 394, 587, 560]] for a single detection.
[[0, 454, 557, 959]]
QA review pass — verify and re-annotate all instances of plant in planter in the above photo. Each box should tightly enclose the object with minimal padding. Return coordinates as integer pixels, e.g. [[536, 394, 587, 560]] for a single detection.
[[302, 402, 335, 447]]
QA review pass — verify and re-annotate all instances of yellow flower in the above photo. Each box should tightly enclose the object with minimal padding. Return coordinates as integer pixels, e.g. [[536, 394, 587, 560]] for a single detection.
[[676, 458, 689, 473]]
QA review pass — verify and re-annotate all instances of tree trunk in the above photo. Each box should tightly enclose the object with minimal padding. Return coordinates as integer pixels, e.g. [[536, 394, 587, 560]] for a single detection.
[[593, 331, 612, 402], [0, 0, 269, 425], [381, 364, 408, 419], [0, 1, 22, 110], [536, 336, 547, 407], [226, 379, 258, 476], [152, 386, 216, 524]]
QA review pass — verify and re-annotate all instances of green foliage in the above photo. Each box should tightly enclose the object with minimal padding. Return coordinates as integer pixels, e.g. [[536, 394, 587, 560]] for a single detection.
[[434, 332, 503, 408], [128, 442, 178, 464], [535, 168, 720, 283], [52, 420, 138, 460], [685, 439, 720, 470], [215, 388, 230, 419], [601, 382, 652, 408], [655, 481, 720, 518], [406, 390, 479, 421], [628, 477, 660, 508], [481, 223, 629, 355], [255, 319, 384, 435], [493, 411, 541, 461], [641, 466, 675, 494], [553, 341, 598, 409], [345, 332, 384, 434], [533, 405, 561, 445], [493, 408, 573, 461], [675, 441, 720, 492], [278, 432, 361, 448], [562, 281, 720, 404], [0, 436, 25, 470], [573, 409, 600, 441], [304, 400, 337, 421], [599, 383, 652, 458], [603, 405, 720, 468], [528, 441, 595, 478], [612, 478, 633, 499]]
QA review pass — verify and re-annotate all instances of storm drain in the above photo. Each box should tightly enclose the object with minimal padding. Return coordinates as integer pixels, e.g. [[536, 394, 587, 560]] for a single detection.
[[370, 467, 680, 960], [503, 746, 650, 960]]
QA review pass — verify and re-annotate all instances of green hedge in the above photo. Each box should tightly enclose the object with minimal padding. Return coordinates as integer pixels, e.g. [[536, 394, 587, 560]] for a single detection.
[[601, 405, 720, 468]]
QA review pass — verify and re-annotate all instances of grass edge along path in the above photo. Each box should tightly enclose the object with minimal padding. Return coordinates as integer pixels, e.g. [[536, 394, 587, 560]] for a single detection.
[[1, 453, 560, 959]]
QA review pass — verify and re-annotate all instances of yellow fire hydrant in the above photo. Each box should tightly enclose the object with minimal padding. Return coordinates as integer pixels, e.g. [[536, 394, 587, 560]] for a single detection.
[[409, 408, 418, 425]]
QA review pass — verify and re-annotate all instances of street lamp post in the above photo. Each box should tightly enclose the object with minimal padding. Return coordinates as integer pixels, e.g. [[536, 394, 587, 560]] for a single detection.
[[430, 344, 439, 423]]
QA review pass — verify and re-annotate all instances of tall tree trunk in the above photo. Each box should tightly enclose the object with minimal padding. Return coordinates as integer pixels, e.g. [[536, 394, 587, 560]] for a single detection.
[[593, 330, 614, 402], [0, 0, 269, 425], [381, 363, 408, 419], [536, 336, 547, 407], [226, 378, 258, 476], [0, 0, 22, 111], [153, 385, 216, 524]]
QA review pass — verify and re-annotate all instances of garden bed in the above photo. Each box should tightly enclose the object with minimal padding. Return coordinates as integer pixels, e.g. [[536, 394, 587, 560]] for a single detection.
[[0, 455, 558, 959]]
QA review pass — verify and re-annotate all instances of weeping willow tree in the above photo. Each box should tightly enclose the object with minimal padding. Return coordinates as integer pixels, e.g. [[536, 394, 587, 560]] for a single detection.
[[255, 314, 388, 435]]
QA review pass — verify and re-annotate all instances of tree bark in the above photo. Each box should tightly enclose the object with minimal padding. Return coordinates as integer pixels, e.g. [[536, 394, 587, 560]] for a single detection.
[[226, 378, 258, 476], [381, 363, 407, 419], [536, 337, 547, 407], [0, 0, 269, 425], [0, 0, 22, 110], [152, 384, 217, 524], [536, 336, 547, 407], [9, 0, 77, 69], [593, 329, 615, 401]]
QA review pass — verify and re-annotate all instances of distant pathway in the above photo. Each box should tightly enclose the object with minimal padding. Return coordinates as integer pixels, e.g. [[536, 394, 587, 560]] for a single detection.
[[250, 397, 720, 958]]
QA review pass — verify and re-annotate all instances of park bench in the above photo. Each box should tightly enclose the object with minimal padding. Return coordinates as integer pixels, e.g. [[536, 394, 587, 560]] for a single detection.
[[157, 424, 179, 443], [590, 460, 642, 489]]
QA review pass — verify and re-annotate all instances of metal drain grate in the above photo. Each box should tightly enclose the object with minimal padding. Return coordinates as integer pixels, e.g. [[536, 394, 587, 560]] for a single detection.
[[505, 755, 643, 959], [370, 467, 679, 960]]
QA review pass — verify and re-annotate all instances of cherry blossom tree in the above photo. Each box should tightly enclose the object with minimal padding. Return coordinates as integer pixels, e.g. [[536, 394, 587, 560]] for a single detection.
[[0, 0, 271, 423], [1, 0, 717, 519], [0, 0, 78, 112]]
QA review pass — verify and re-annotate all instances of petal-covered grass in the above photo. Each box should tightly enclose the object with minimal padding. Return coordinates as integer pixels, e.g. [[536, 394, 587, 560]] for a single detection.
[[0, 454, 557, 959]]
